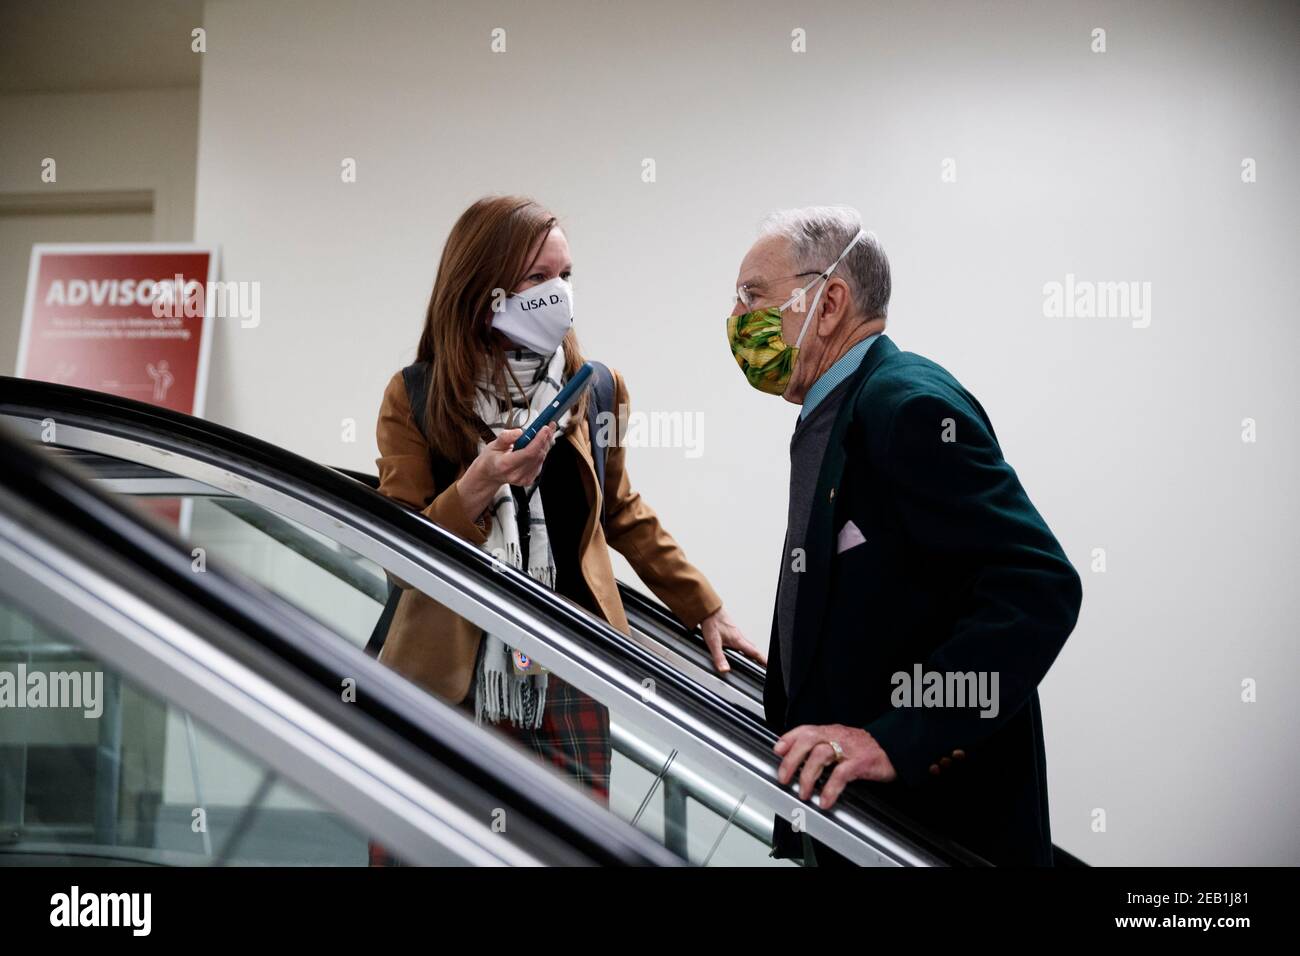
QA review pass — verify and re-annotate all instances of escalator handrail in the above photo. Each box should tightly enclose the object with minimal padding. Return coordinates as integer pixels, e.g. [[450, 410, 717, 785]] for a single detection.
[[0, 376, 988, 866], [617, 582, 768, 687]]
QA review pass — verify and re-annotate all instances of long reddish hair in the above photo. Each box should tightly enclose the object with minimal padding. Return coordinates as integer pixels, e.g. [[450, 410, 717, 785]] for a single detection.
[[417, 195, 586, 464]]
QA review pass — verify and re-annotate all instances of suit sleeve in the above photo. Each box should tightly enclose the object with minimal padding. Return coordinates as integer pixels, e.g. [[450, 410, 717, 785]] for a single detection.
[[863, 389, 1082, 786], [601, 369, 723, 629], [375, 370, 490, 551]]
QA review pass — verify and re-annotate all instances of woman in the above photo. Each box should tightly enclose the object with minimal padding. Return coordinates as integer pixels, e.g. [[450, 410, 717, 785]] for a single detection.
[[373, 195, 762, 809]]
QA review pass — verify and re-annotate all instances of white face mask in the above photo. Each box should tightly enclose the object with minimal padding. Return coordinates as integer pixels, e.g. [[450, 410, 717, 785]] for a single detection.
[[491, 276, 574, 356]]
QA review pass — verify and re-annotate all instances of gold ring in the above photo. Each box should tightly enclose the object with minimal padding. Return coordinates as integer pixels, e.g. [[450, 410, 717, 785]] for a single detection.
[[826, 740, 846, 763]]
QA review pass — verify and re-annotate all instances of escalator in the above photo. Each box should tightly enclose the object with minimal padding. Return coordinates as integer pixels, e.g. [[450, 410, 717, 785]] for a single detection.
[[0, 424, 676, 867], [0, 376, 993, 866]]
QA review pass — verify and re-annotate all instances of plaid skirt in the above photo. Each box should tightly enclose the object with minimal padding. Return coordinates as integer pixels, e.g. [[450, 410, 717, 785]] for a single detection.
[[369, 672, 610, 866]]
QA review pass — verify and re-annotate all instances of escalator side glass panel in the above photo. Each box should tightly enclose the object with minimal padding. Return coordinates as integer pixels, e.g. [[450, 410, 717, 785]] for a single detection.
[[0, 596, 414, 866]]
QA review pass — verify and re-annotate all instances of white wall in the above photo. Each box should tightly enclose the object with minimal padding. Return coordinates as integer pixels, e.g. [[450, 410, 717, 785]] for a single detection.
[[0, 88, 199, 370], [192, 0, 1300, 865], [0, 88, 198, 240]]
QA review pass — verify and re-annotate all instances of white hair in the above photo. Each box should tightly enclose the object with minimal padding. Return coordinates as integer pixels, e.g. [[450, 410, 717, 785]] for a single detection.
[[758, 206, 891, 319]]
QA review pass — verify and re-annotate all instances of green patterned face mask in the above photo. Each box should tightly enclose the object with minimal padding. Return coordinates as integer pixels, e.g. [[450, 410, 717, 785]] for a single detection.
[[727, 305, 801, 395], [726, 228, 866, 396]]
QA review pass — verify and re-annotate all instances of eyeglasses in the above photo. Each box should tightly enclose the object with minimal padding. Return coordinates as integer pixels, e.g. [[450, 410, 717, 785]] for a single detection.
[[733, 271, 822, 311]]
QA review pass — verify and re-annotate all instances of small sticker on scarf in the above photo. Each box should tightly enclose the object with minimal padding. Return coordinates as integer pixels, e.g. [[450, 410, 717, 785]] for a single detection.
[[512, 648, 547, 675]]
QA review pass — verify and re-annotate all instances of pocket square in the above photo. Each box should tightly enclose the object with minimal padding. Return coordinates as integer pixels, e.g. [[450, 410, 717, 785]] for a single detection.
[[836, 519, 867, 553]]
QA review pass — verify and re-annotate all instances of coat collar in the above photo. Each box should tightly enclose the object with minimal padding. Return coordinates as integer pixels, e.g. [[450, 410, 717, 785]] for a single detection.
[[784, 334, 897, 703]]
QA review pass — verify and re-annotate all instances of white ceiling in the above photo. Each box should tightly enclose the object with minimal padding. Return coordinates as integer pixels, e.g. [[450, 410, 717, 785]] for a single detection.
[[0, 0, 205, 93]]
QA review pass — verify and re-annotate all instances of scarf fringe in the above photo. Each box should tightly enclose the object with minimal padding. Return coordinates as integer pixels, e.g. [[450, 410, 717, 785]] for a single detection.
[[471, 348, 567, 731], [476, 665, 548, 730]]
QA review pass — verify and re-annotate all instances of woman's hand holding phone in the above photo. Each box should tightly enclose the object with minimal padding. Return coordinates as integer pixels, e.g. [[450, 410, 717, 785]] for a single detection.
[[458, 423, 557, 522]]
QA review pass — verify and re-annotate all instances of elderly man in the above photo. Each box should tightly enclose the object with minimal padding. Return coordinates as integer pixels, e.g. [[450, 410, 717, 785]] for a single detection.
[[726, 207, 1082, 866]]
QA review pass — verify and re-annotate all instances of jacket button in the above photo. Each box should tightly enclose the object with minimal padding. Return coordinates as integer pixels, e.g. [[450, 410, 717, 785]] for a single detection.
[[939, 757, 952, 769], [928, 763, 941, 776], [952, 749, 966, 760]]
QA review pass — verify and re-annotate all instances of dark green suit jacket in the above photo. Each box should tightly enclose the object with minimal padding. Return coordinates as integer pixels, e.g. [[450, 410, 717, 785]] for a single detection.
[[766, 335, 1082, 866]]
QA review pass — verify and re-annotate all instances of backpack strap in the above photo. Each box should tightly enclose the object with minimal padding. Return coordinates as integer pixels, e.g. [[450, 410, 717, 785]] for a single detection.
[[585, 360, 615, 526], [401, 361, 460, 490], [364, 585, 400, 657]]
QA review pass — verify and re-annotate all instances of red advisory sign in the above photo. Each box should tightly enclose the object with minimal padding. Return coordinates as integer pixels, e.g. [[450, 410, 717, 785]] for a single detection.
[[17, 243, 219, 416]]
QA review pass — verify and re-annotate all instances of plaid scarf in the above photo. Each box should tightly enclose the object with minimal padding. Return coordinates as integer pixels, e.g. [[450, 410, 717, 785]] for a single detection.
[[471, 347, 572, 728]]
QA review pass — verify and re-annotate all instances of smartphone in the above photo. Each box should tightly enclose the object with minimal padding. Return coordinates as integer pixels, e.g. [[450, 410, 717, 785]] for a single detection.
[[512, 362, 594, 450]]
